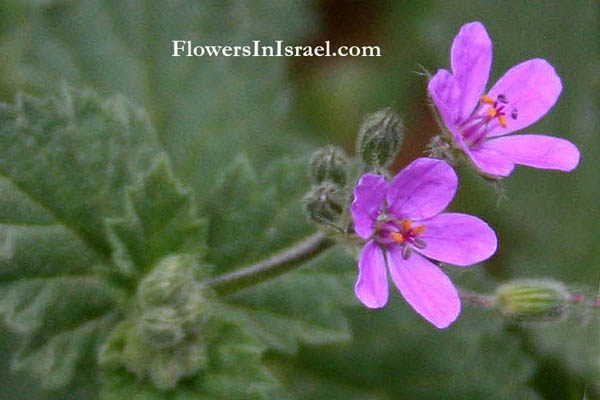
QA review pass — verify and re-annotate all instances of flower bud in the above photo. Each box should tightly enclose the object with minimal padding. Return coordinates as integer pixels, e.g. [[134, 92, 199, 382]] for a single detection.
[[101, 272, 214, 390], [179, 284, 211, 335], [138, 254, 196, 308], [494, 280, 570, 321], [304, 183, 345, 225], [139, 306, 185, 349], [357, 108, 404, 169], [309, 145, 348, 187]]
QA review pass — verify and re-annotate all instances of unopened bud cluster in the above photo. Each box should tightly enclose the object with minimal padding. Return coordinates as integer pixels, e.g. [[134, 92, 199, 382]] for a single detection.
[[305, 145, 350, 227], [493, 279, 570, 321], [305, 108, 406, 229], [356, 107, 404, 170], [100, 255, 213, 390]]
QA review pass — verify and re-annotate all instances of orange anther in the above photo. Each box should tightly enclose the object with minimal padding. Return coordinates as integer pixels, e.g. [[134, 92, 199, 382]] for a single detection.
[[401, 219, 412, 231], [481, 95, 496, 104], [413, 225, 426, 235], [391, 232, 405, 243], [487, 107, 498, 118], [498, 114, 507, 128]]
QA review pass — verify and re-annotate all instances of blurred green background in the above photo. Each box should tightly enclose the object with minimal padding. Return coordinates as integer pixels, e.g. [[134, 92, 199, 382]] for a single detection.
[[0, 0, 598, 398]]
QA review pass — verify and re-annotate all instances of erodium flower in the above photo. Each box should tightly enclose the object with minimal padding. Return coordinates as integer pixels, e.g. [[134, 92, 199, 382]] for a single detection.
[[428, 21, 580, 177], [351, 158, 497, 328]]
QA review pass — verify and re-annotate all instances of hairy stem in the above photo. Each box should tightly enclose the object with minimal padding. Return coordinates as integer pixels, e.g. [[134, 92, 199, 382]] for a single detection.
[[206, 232, 335, 296], [460, 291, 494, 308]]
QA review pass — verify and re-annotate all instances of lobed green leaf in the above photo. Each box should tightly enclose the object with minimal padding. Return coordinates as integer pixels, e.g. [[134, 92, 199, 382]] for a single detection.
[[0, 85, 160, 391], [107, 157, 207, 283]]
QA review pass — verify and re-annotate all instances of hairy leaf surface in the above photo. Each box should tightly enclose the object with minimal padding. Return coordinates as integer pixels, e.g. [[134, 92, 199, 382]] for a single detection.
[[0, 85, 160, 390]]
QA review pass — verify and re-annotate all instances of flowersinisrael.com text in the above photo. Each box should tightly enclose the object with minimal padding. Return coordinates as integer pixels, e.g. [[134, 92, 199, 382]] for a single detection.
[[172, 40, 381, 57]]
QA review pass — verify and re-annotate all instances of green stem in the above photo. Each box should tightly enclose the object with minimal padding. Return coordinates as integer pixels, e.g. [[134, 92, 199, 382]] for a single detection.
[[206, 232, 335, 296]]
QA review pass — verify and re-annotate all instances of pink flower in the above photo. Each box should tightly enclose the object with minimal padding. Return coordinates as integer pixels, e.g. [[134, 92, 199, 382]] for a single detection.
[[351, 158, 497, 328], [428, 21, 580, 177]]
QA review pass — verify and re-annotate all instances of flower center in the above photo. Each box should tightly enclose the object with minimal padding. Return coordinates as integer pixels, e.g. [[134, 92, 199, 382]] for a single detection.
[[481, 94, 507, 128], [389, 219, 427, 259], [460, 93, 518, 148]]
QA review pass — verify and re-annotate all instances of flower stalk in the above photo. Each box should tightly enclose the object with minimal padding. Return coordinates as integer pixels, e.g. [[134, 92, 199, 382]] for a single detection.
[[205, 232, 335, 296], [460, 291, 494, 308]]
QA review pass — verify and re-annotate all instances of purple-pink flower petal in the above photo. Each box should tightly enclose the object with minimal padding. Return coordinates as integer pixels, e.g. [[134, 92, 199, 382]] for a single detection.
[[387, 158, 458, 220], [450, 21, 493, 123], [485, 59, 563, 137], [428, 70, 462, 137], [479, 134, 580, 172], [387, 247, 460, 329], [351, 173, 388, 239], [467, 145, 516, 177], [355, 240, 389, 309], [417, 213, 497, 266]]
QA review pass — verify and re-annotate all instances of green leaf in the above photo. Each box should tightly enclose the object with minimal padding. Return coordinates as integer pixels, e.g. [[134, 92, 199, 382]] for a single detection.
[[7, 281, 117, 390], [281, 304, 540, 400], [267, 356, 387, 400], [0, 85, 161, 257], [0, 224, 118, 390], [107, 157, 207, 281], [226, 247, 355, 354], [207, 156, 354, 355], [0, 85, 161, 391], [1, 0, 315, 191], [207, 155, 316, 273]]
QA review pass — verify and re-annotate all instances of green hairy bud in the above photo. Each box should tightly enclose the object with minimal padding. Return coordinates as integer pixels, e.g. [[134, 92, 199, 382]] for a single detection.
[[494, 280, 570, 321], [357, 107, 405, 169], [100, 255, 214, 389], [100, 315, 209, 390], [304, 182, 345, 225], [309, 145, 348, 187], [138, 254, 197, 307], [179, 284, 212, 334], [140, 307, 185, 349]]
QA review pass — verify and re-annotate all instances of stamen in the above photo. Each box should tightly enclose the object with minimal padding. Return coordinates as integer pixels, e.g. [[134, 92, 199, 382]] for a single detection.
[[467, 93, 514, 146], [413, 225, 426, 235], [480, 93, 511, 129], [498, 114, 507, 128], [402, 245, 412, 260], [481, 95, 496, 104], [413, 238, 427, 249], [390, 232, 404, 243], [389, 219, 427, 253]]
